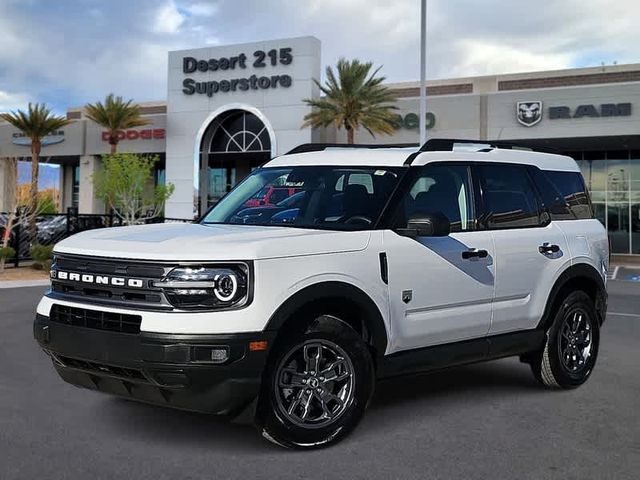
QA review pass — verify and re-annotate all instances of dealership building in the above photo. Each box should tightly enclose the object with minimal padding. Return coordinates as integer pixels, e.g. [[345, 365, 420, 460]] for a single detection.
[[1, 36, 640, 255]]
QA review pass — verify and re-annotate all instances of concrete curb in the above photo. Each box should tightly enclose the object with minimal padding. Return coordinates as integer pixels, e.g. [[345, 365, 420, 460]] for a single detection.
[[0, 280, 50, 289]]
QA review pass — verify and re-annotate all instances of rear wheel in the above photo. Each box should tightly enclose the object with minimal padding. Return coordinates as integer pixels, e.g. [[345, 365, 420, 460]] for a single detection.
[[256, 315, 374, 449], [531, 290, 600, 389]]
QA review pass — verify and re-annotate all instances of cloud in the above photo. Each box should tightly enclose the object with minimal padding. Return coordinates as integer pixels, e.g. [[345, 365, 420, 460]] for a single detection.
[[152, 1, 186, 34], [0, 0, 638, 113], [184, 1, 218, 17], [449, 40, 572, 78], [0, 90, 32, 112]]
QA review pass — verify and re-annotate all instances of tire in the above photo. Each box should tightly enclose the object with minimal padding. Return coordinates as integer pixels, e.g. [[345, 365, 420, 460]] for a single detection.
[[531, 290, 600, 389], [256, 314, 375, 449]]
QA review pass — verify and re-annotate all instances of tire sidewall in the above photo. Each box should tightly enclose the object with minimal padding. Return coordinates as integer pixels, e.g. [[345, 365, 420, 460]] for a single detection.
[[546, 291, 600, 388], [257, 315, 374, 449]]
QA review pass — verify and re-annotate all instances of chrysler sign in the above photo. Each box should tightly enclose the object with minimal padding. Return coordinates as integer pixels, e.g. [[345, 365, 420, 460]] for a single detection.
[[12, 130, 65, 146]]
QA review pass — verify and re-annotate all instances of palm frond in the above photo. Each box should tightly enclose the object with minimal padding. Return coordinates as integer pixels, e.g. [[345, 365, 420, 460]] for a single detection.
[[0, 103, 72, 141], [85, 93, 151, 131], [302, 59, 397, 142]]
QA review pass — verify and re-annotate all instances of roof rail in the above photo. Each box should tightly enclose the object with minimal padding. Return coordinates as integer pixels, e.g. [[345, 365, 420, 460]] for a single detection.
[[419, 138, 558, 154], [286, 143, 419, 155]]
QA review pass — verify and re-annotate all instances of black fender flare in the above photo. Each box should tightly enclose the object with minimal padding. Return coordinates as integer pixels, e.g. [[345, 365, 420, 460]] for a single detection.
[[264, 281, 389, 357], [537, 262, 607, 329]]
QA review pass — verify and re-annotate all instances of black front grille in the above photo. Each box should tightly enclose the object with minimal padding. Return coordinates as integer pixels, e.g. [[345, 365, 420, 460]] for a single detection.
[[55, 256, 166, 277], [50, 305, 142, 334], [51, 254, 172, 309], [58, 356, 147, 382]]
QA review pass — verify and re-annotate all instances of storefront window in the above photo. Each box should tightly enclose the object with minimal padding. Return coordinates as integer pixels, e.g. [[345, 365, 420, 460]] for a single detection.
[[580, 152, 606, 191], [630, 152, 640, 254], [72, 165, 80, 208], [632, 201, 640, 255], [606, 151, 630, 202], [608, 201, 630, 254], [155, 168, 166, 186]]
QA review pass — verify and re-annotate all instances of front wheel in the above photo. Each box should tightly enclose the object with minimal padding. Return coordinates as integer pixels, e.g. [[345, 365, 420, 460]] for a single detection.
[[256, 315, 374, 449], [531, 290, 600, 389]]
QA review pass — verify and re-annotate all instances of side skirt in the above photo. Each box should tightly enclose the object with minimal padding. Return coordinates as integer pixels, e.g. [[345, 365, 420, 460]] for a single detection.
[[377, 329, 545, 379]]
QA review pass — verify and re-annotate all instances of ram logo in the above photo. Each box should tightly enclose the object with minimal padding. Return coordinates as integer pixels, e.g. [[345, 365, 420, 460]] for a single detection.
[[516, 101, 543, 127], [51, 270, 144, 288]]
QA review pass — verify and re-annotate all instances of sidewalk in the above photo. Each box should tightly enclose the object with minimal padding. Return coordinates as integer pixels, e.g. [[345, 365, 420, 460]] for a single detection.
[[0, 279, 50, 289], [611, 255, 640, 267]]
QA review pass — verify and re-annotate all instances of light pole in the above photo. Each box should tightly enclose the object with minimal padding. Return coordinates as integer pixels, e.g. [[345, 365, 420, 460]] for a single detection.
[[419, 0, 427, 146]]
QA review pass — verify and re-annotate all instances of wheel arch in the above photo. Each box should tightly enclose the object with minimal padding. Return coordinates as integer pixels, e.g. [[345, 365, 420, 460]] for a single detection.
[[264, 281, 389, 360], [538, 262, 607, 330]]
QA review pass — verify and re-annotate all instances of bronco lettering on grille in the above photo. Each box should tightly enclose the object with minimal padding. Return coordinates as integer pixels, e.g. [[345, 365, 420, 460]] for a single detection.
[[52, 270, 144, 288]]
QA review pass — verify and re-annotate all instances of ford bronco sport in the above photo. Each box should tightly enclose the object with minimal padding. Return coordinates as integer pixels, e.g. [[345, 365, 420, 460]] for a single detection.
[[34, 139, 608, 449]]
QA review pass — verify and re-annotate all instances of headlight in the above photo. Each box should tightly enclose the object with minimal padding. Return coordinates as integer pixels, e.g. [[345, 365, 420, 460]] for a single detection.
[[155, 264, 250, 310]]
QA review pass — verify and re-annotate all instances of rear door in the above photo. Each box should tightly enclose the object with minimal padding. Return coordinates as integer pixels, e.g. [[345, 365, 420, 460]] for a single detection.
[[477, 163, 570, 334], [383, 163, 494, 352]]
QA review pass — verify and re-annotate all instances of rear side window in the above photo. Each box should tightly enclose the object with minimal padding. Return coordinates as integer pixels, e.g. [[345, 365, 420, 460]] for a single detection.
[[543, 171, 593, 220], [528, 167, 574, 221], [478, 164, 542, 229]]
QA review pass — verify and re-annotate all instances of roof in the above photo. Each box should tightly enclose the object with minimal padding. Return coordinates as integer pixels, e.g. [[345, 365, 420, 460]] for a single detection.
[[265, 148, 417, 168], [264, 146, 580, 172]]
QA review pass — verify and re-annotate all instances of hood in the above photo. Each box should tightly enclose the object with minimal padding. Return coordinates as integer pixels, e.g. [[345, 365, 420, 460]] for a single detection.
[[53, 223, 371, 261]]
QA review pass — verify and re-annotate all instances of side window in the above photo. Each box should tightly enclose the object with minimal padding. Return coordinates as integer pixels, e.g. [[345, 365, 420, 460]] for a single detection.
[[479, 164, 542, 229], [528, 167, 574, 221], [397, 164, 475, 232], [543, 170, 594, 220]]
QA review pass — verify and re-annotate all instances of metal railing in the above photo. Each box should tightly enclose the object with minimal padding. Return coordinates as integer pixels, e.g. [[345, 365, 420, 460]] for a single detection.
[[0, 208, 194, 268]]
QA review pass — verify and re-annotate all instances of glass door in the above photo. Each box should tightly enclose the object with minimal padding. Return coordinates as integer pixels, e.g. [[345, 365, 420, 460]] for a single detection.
[[207, 165, 236, 208]]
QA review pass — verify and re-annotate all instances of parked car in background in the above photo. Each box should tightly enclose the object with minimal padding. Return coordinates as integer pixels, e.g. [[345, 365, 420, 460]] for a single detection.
[[243, 186, 302, 208], [231, 191, 307, 224], [36, 216, 68, 245]]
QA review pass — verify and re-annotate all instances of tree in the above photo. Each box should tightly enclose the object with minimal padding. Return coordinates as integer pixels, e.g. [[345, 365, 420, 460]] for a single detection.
[[0, 104, 71, 236], [93, 153, 174, 225], [85, 94, 150, 154], [0, 156, 56, 273], [302, 58, 397, 144], [0, 156, 18, 274]]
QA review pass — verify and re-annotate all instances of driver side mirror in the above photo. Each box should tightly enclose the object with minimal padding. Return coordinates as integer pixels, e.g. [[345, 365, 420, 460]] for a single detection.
[[397, 212, 451, 238]]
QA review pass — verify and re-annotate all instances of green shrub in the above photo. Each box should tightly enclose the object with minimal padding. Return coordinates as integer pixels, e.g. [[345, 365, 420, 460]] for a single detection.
[[30, 244, 54, 270], [0, 246, 16, 260]]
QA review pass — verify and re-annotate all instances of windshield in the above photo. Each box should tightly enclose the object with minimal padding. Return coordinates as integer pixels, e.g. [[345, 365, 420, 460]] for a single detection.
[[201, 166, 404, 230]]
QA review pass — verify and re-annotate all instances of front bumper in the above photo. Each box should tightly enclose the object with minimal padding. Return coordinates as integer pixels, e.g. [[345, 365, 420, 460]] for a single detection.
[[34, 314, 275, 415]]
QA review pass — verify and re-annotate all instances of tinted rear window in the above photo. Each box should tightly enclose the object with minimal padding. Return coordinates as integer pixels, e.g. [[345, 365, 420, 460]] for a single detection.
[[541, 170, 593, 220]]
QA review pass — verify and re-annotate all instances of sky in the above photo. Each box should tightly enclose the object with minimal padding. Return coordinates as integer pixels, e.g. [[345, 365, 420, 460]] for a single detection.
[[0, 0, 639, 114]]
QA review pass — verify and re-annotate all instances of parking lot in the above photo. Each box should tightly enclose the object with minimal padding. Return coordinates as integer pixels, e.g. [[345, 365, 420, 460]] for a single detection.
[[1, 282, 639, 480]]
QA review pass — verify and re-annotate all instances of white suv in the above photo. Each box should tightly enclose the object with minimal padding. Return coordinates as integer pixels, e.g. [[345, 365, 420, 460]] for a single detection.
[[34, 139, 609, 449]]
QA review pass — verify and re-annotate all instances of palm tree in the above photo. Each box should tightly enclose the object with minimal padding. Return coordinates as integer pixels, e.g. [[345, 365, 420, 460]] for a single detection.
[[0, 104, 71, 236], [302, 58, 397, 144], [85, 94, 150, 154]]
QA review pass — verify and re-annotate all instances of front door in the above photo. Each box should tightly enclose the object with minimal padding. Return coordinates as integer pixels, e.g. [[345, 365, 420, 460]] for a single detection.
[[383, 164, 494, 353]]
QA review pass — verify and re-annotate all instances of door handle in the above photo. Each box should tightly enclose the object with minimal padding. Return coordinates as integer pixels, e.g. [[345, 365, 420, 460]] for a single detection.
[[462, 249, 488, 260], [538, 243, 560, 255]]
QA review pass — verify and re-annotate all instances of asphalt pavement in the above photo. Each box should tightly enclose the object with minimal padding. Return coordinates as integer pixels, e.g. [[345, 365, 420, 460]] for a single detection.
[[1, 283, 639, 480]]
